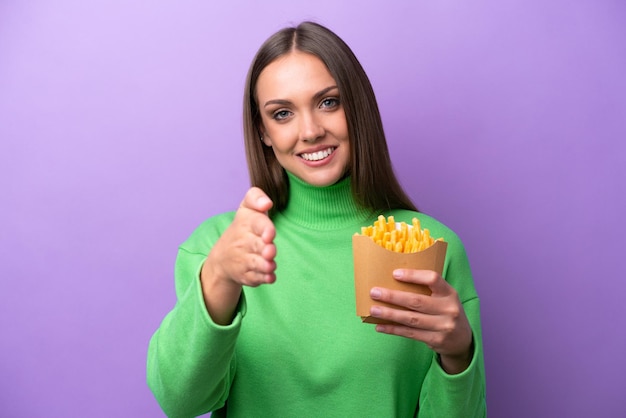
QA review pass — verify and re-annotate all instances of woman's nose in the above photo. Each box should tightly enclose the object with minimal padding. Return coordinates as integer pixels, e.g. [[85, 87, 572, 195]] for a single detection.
[[299, 113, 325, 142]]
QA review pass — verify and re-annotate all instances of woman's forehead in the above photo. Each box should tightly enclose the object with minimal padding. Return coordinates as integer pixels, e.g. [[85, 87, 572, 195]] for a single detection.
[[256, 52, 336, 102]]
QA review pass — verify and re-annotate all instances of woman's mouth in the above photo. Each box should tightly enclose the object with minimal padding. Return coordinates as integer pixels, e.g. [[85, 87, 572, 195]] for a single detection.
[[299, 147, 336, 162]]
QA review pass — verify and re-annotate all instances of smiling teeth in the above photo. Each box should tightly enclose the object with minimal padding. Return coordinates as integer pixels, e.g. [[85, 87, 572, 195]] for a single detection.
[[301, 147, 335, 161]]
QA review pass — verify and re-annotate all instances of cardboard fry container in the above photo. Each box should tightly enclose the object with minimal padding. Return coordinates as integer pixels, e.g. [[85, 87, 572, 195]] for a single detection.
[[352, 234, 448, 324]]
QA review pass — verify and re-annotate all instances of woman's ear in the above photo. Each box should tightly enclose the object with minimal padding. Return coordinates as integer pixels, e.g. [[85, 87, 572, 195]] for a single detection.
[[259, 126, 272, 147]]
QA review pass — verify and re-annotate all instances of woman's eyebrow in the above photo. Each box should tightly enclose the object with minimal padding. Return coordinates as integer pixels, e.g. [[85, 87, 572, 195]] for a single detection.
[[263, 85, 339, 108], [263, 98, 291, 108], [312, 85, 339, 101]]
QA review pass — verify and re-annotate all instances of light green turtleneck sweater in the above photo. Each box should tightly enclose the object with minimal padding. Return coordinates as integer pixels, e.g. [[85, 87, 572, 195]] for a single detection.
[[147, 174, 486, 417]]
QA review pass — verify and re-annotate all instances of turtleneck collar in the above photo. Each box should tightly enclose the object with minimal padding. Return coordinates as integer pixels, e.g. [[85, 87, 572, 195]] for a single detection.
[[278, 172, 371, 230]]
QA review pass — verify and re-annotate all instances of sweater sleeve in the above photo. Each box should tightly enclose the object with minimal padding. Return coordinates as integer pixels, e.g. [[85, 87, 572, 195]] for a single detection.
[[146, 214, 242, 418], [418, 230, 487, 418]]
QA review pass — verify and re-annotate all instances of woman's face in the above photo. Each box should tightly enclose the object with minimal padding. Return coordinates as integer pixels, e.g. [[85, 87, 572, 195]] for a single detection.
[[256, 51, 350, 187]]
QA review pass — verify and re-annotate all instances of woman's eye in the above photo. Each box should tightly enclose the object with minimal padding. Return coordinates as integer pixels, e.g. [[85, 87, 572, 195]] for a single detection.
[[273, 110, 291, 120], [320, 98, 339, 109]]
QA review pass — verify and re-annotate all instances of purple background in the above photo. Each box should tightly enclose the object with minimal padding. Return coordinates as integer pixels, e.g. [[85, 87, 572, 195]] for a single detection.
[[1, 1, 624, 417]]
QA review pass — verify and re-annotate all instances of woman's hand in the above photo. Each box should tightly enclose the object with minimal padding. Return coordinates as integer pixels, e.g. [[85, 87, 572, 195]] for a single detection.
[[200, 187, 277, 324], [369, 269, 473, 374]]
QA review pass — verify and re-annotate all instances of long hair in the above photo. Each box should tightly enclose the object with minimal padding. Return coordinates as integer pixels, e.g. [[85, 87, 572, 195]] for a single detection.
[[243, 21, 417, 214]]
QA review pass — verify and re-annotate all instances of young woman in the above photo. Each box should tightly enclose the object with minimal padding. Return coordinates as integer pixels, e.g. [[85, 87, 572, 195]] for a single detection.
[[147, 21, 486, 417]]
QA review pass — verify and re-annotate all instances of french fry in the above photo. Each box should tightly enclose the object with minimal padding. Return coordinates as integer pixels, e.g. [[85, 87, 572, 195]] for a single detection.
[[356, 215, 443, 253]]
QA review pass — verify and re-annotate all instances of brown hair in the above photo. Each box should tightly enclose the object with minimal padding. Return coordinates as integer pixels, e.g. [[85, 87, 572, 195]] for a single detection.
[[243, 21, 417, 214]]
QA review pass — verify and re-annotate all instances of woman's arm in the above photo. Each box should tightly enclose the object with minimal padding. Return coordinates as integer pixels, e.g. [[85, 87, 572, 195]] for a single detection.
[[147, 187, 277, 417]]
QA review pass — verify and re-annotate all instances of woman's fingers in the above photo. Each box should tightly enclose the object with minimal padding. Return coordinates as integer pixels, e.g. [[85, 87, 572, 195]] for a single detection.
[[204, 187, 277, 288], [392, 269, 451, 296], [369, 269, 472, 358], [370, 286, 437, 315]]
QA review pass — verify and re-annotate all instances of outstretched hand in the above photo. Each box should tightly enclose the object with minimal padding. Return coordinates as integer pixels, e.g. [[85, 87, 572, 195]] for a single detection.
[[200, 187, 277, 324], [206, 187, 277, 286], [369, 269, 473, 374]]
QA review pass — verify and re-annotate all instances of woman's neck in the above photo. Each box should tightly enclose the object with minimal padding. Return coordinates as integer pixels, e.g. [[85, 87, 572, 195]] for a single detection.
[[279, 172, 371, 230]]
